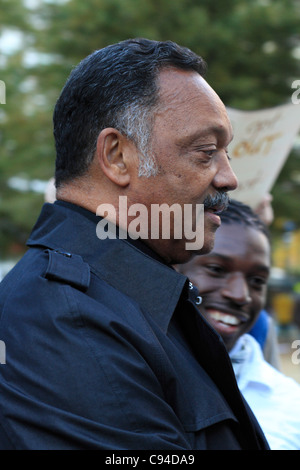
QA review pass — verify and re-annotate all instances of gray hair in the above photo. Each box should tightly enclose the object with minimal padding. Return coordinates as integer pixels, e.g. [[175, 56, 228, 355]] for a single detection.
[[116, 102, 158, 177]]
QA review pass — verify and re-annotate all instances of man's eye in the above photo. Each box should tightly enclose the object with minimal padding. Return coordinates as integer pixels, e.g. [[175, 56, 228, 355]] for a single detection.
[[201, 149, 232, 161], [250, 276, 268, 289], [206, 264, 225, 276], [202, 149, 217, 157]]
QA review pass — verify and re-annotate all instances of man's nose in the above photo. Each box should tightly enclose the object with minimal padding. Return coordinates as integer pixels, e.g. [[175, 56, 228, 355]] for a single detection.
[[221, 272, 251, 306], [213, 150, 238, 192]]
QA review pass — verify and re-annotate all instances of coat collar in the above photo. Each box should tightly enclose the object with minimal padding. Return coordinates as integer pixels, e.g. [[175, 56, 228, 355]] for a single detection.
[[27, 201, 190, 333]]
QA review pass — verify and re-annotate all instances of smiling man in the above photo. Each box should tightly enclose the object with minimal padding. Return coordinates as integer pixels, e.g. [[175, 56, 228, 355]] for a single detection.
[[176, 199, 271, 351], [0, 39, 268, 450], [177, 199, 300, 449]]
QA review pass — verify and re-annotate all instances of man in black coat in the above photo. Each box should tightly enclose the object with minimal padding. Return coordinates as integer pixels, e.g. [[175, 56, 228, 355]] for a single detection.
[[0, 38, 268, 450]]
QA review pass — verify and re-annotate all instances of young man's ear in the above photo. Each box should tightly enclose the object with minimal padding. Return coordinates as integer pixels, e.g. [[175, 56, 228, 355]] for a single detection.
[[96, 128, 133, 187]]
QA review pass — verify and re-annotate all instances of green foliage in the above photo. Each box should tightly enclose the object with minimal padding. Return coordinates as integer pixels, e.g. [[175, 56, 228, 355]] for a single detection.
[[1, 0, 300, 257]]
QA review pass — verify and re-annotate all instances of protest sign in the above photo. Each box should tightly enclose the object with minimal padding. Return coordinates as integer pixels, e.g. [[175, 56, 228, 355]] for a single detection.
[[227, 103, 300, 208]]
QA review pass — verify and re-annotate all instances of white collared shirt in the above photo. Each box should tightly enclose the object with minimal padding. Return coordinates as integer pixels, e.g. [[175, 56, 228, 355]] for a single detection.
[[230, 334, 300, 450]]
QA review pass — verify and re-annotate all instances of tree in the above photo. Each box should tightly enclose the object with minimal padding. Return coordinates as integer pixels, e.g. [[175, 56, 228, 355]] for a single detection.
[[1, 0, 299, 257]]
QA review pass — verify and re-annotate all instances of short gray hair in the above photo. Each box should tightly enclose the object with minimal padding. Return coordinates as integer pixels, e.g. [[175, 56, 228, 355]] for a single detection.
[[116, 101, 158, 177]]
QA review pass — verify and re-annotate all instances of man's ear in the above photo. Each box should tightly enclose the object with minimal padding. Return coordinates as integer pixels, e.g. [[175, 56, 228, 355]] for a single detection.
[[96, 128, 133, 187]]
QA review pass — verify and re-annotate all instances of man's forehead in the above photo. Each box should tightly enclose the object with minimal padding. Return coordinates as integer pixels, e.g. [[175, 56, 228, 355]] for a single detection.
[[157, 68, 219, 104], [156, 68, 232, 139], [213, 224, 271, 259]]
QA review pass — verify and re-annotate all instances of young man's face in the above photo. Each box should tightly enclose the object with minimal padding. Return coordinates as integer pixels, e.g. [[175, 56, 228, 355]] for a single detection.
[[179, 223, 271, 351]]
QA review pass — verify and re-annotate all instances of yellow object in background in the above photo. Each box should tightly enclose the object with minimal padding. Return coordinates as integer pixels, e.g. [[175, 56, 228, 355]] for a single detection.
[[272, 293, 294, 325]]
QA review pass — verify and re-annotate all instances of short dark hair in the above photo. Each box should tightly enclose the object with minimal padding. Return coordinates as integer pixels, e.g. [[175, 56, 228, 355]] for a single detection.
[[53, 38, 207, 187], [221, 199, 270, 241]]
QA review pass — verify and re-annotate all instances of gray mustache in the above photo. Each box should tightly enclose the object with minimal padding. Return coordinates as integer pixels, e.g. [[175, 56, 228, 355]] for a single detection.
[[203, 192, 229, 213]]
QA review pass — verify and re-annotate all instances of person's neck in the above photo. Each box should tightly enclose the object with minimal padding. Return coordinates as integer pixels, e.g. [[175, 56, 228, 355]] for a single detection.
[[56, 177, 114, 216]]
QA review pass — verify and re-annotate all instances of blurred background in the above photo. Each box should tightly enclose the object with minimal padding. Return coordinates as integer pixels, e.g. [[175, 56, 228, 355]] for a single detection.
[[1, 0, 300, 380]]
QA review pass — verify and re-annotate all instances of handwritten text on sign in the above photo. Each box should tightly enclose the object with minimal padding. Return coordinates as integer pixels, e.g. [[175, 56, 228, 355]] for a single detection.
[[226, 103, 300, 208]]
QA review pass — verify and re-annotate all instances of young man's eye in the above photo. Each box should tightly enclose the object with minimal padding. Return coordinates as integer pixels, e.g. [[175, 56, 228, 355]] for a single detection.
[[250, 276, 268, 289], [206, 264, 225, 276]]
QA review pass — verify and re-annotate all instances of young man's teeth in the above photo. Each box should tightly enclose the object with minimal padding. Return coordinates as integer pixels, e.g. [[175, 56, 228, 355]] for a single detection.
[[209, 311, 241, 326]]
